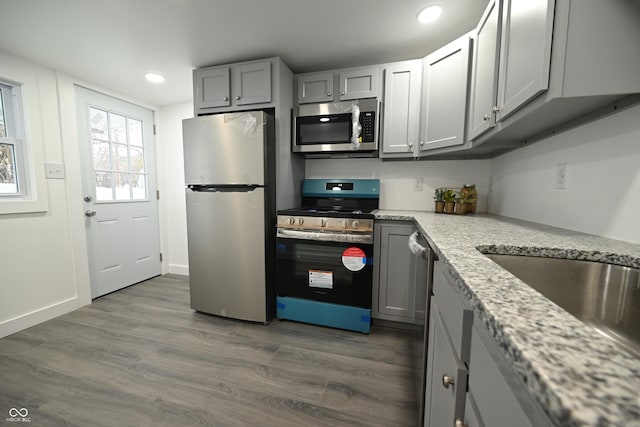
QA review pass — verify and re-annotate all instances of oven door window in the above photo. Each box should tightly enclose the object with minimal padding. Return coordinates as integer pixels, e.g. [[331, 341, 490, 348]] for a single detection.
[[296, 113, 352, 145], [276, 238, 372, 308]]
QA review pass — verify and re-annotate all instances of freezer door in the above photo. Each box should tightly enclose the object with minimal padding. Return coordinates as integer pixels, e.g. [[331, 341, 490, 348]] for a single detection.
[[186, 187, 267, 322], [183, 112, 266, 185]]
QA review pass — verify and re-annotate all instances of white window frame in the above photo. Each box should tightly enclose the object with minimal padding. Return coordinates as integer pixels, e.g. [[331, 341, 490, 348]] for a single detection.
[[0, 81, 28, 198], [0, 70, 48, 215]]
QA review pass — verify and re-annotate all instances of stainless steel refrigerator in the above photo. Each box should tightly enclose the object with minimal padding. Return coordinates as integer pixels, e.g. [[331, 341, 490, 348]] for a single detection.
[[182, 111, 278, 323]]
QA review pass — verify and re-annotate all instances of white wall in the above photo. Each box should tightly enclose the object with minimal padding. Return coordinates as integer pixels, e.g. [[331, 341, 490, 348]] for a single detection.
[[0, 50, 163, 338], [156, 102, 192, 275], [489, 103, 640, 245], [0, 52, 89, 337], [305, 158, 492, 211]]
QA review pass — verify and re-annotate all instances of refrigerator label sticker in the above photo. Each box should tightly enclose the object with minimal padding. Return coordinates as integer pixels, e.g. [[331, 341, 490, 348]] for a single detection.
[[342, 247, 367, 272], [309, 270, 333, 289]]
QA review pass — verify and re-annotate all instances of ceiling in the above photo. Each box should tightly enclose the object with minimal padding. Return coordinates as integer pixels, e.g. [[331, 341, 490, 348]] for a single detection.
[[0, 0, 488, 107]]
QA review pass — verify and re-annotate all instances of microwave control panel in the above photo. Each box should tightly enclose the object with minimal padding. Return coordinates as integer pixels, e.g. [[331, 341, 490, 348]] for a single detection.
[[360, 112, 375, 142]]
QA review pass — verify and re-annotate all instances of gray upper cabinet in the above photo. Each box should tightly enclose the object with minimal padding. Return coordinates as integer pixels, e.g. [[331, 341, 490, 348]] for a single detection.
[[372, 221, 426, 324], [194, 66, 231, 110], [495, 0, 553, 122], [380, 60, 422, 158], [193, 59, 272, 114], [297, 72, 334, 104], [419, 34, 472, 153], [467, 0, 502, 141], [468, 0, 553, 141], [232, 61, 272, 106], [339, 67, 380, 100]]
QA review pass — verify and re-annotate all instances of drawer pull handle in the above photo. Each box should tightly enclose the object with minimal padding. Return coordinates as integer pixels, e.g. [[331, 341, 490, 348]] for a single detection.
[[455, 419, 468, 427], [442, 374, 455, 389]]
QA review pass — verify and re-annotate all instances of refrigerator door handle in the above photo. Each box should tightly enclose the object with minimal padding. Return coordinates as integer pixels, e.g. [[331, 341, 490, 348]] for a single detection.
[[188, 184, 263, 192]]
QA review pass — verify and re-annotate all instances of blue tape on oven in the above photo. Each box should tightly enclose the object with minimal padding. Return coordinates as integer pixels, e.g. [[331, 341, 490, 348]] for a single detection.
[[361, 315, 371, 323], [277, 302, 286, 310]]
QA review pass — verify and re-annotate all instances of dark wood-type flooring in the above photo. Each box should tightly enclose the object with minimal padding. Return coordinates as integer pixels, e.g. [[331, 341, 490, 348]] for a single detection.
[[0, 275, 418, 426]]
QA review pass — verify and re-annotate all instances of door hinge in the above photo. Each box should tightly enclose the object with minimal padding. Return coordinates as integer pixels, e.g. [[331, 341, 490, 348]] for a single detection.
[[153, 124, 157, 135], [160, 253, 163, 262], [156, 190, 160, 200]]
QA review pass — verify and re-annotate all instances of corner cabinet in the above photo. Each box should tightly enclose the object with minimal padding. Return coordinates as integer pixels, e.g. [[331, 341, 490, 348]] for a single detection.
[[418, 34, 472, 155], [380, 60, 422, 158], [193, 59, 272, 114], [424, 261, 553, 427], [372, 221, 426, 324]]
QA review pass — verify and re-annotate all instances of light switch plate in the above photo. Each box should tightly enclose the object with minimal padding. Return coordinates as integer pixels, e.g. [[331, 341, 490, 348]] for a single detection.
[[45, 162, 65, 179], [413, 177, 423, 191]]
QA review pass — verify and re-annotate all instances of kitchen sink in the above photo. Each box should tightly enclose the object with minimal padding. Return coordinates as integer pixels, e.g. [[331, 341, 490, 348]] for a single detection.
[[484, 254, 640, 357]]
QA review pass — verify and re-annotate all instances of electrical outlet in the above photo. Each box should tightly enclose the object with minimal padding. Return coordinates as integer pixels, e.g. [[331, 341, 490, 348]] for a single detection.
[[413, 177, 423, 191], [555, 162, 567, 189]]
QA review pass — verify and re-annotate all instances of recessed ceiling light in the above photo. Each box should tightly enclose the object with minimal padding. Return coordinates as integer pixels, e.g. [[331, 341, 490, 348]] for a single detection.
[[417, 5, 442, 24], [145, 73, 165, 83]]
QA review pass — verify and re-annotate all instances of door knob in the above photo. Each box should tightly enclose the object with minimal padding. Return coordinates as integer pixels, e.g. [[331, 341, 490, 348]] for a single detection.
[[442, 374, 455, 389], [85, 210, 97, 217]]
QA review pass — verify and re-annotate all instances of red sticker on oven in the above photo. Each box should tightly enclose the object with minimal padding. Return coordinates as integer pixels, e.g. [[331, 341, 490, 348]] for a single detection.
[[342, 247, 367, 272]]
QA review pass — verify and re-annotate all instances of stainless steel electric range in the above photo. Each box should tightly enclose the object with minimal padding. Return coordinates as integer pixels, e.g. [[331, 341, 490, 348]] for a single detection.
[[275, 179, 380, 333]]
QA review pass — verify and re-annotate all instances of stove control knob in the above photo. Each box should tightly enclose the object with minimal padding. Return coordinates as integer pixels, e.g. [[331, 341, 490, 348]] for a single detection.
[[320, 219, 327, 227], [352, 220, 360, 229], [288, 217, 295, 225], [297, 217, 304, 226]]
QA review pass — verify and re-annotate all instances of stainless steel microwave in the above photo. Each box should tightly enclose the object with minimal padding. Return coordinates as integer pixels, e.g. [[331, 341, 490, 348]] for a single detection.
[[293, 98, 380, 156]]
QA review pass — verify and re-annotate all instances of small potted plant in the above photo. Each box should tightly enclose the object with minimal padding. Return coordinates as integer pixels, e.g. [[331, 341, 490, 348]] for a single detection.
[[433, 188, 445, 213], [460, 184, 478, 213], [442, 189, 456, 214], [454, 191, 468, 215]]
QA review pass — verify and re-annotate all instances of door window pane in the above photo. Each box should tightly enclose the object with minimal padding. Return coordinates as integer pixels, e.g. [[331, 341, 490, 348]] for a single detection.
[[110, 113, 127, 144], [131, 174, 147, 200], [129, 119, 143, 146], [129, 146, 144, 173], [112, 143, 129, 171], [0, 142, 18, 194], [90, 108, 108, 141], [92, 141, 111, 171], [114, 173, 131, 200], [95, 171, 113, 201], [0, 88, 6, 138]]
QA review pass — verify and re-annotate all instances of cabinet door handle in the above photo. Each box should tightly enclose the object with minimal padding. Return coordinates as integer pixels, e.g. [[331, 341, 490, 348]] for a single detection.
[[327, 92, 332, 96], [408, 142, 413, 149], [442, 374, 455, 389], [235, 96, 241, 100], [455, 420, 468, 427], [420, 141, 425, 146], [223, 97, 229, 101], [341, 91, 345, 95], [483, 114, 491, 121], [492, 106, 500, 113]]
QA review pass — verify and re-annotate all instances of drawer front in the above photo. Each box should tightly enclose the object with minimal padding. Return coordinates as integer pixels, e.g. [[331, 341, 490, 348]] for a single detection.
[[432, 262, 474, 363]]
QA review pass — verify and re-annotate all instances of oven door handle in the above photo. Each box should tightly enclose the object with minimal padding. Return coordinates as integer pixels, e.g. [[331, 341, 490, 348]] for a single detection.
[[277, 228, 373, 244]]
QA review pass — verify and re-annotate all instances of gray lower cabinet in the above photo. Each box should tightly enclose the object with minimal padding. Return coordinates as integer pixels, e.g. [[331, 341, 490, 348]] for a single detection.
[[424, 261, 553, 427], [372, 221, 426, 324]]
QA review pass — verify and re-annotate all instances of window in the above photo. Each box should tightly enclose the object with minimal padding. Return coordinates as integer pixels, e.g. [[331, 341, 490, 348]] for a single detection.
[[89, 107, 147, 202], [0, 81, 25, 197]]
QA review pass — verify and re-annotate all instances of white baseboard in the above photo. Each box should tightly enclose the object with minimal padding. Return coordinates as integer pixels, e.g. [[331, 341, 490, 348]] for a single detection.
[[168, 264, 189, 276], [0, 296, 86, 338]]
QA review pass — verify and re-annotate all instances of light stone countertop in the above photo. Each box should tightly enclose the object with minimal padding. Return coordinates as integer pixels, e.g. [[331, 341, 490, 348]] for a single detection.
[[374, 210, 640, 427]]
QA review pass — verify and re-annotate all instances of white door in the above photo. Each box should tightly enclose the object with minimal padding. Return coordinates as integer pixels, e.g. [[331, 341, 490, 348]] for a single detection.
[[76, 87, 161, 298]]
